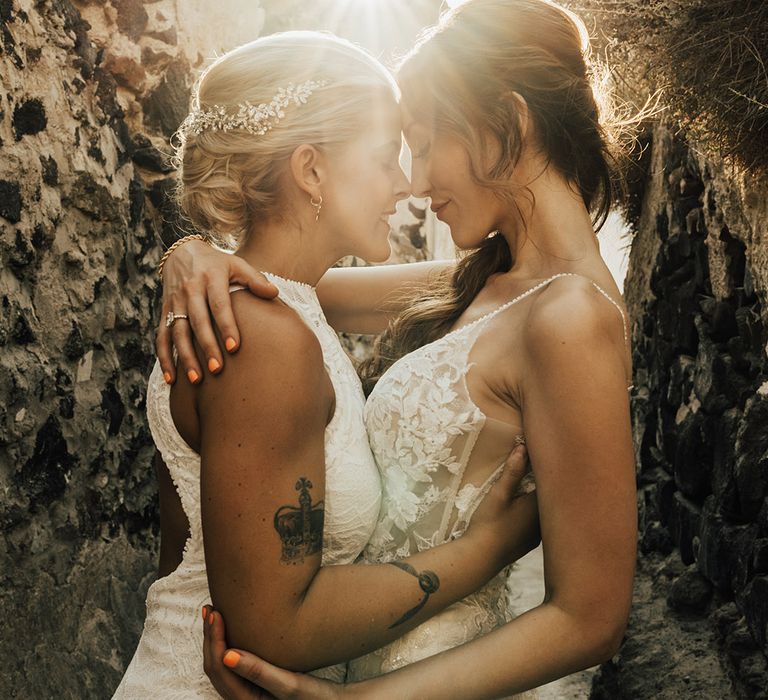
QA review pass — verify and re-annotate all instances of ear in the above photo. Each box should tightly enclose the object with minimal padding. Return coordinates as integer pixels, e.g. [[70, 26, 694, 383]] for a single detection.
[[288, 144, 326, 198], [505, 91, 530, 141]]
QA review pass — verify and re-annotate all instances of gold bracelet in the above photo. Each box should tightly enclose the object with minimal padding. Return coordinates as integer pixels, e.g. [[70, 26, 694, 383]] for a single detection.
[[157, 234, 209, 279]]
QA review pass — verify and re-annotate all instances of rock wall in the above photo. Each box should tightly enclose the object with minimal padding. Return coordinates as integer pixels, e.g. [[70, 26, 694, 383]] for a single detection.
[[0, 1, 258, 696], [591, 123, 768, 698]]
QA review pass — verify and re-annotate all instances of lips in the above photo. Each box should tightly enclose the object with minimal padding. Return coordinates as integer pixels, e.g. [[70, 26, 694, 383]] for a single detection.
[[429, 199, 451, 221]]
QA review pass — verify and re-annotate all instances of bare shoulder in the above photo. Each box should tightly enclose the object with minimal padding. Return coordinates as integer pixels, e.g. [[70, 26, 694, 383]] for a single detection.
[[201, 292, 327, 407], [523, 275, 625, 356], [230, 291, 322, 357]]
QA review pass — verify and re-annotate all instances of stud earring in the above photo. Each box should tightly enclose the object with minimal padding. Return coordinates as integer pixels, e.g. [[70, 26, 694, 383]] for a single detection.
[[310, 194, 323, 222]]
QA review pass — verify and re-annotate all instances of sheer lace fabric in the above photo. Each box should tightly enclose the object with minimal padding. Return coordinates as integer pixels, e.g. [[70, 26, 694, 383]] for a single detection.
[[348, 273, 628, 697], [113, 274, 381, 697]]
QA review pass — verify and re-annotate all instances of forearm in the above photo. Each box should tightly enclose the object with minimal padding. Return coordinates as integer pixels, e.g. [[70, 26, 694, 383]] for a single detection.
[[228, 533, 505, 672], [317, 261, 452, 334], [351, 601, 622, 700]]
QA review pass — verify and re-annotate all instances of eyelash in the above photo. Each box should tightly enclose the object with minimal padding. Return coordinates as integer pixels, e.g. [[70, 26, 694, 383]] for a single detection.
[[413, 143, 431, 159]]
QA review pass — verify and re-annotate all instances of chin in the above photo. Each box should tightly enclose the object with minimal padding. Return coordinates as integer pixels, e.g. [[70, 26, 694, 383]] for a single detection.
[[359, 242, 392, 264], [449, 228, 486, 251]]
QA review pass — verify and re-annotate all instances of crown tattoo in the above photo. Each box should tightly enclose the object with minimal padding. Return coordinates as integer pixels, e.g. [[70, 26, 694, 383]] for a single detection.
[[180, 79, 328, 137], [273, 477, 324, 564]]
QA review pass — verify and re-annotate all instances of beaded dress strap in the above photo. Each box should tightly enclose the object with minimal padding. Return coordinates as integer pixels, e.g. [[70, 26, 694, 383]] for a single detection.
[[477, 272, 633, 390], [485, 272, 629, 346]]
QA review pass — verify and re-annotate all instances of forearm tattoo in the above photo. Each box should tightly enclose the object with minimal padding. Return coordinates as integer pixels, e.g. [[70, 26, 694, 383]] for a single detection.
[[387, 561, 441, 629], [273, 477, 324, 564]]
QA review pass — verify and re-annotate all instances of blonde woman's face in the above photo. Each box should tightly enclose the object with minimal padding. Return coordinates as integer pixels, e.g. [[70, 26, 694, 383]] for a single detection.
[[401, 102, 506, 249], [322, 96, 410, 263]]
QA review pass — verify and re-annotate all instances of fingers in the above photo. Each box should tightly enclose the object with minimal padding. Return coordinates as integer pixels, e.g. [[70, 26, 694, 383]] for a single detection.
[[202, 605, 214, 677], [171, 312, 203, 384], [222, 649, 301, 699], [487, 443, 529, 502], [187, 293, 224, 376], [503, 442, 528, 480], [156, 322, 176, 385], [229, 257, 279, 301], [157, 287, 181, 384], [207, 277, 242, 357], [203, 606, 263, 699]]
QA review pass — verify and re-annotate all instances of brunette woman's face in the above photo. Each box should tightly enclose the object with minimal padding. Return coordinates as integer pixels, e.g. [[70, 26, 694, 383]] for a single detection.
[[401, 102, 507, 249], [322, 96, 410, 263]]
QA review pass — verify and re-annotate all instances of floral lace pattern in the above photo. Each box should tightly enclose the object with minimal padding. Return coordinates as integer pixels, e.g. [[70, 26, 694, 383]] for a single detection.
[[347, 274, 628, 697], [113, 275, 381, 697]]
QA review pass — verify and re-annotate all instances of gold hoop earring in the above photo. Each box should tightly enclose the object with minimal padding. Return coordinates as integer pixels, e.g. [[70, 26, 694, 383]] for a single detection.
[[310, 194, 323, 222]]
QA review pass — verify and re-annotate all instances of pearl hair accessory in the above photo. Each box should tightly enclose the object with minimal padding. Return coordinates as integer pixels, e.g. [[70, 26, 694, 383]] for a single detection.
[[179, 79, 328, 137]]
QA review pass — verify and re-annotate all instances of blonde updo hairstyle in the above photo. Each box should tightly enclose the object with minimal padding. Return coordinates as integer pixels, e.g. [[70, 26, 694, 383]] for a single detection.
[[173, 32, 399, 248]]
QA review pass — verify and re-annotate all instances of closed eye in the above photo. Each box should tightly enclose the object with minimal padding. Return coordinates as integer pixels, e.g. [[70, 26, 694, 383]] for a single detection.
[[412, 142, 431, 159]]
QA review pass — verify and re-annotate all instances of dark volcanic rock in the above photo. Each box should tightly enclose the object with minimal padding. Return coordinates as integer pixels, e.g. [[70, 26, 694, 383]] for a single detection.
[[66, 172, 120, 221], [131, 134, 174, 173], [113, 0, 149, 40], [39, 155, 59, 186], [15, 415, 76, 507], [667, 568, 713, 614], [12, 99, 47, 139], [0, 179, 22, 222], [142, 61, 190, 137]]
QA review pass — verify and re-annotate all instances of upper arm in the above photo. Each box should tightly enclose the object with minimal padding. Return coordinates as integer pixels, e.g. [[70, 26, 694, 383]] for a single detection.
[[520, 284, 636, 636], [198, 296, 333, 654], [316, 260, 453, 334]]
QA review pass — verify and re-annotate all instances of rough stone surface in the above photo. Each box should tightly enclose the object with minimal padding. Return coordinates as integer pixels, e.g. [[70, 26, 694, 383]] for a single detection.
[[609, 121, 768, 698], [591, 554, 744, 699], [0, 0, 275, 696]]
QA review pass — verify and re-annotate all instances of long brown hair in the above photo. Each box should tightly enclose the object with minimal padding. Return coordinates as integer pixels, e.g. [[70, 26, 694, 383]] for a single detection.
[[359, 0, 629, 394]]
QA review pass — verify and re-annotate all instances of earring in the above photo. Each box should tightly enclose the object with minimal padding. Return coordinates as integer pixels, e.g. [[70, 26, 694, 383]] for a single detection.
[[310, 194, 323, 222]]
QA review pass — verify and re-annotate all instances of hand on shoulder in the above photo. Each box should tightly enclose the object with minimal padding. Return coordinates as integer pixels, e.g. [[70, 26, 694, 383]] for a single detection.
[[198, 292, 333, 426]]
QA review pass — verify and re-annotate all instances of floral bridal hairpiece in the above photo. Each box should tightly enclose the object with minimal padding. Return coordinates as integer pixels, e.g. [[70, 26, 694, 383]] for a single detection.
[[179, 78, 328, 137]]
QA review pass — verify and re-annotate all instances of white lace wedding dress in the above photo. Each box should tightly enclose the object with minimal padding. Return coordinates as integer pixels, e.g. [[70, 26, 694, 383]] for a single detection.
[[112, 274, 382, 698], [347, 273, 629, 698], [115, 271, 626, 699]]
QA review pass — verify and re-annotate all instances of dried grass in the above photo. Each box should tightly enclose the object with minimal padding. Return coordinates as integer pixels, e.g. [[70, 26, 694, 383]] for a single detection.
[[571, 0, 768, 176]]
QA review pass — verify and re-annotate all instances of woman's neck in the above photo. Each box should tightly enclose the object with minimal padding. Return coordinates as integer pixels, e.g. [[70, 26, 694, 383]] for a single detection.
[[235, 217, 336, 288], [497, 167, 603, 281]]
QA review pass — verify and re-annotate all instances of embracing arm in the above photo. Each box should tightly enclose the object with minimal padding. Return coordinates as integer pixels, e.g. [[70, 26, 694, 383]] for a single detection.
[[200, 292, 538, 673], [316, 261, 451, 334], [156, 241, 453, 383], [340, 286, 638, 699]]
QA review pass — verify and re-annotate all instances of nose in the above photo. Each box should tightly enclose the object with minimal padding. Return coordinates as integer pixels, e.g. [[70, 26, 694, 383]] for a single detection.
[[409, 158, 431, 200], [394, 164, 411, 202]]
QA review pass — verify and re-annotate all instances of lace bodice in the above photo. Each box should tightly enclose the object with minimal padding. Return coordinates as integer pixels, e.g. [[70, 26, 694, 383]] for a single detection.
[[113, 273, 381, 698], [348, 273, 628, 695]]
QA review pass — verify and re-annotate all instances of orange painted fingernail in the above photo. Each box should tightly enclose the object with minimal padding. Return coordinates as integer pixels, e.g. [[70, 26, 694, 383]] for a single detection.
[[163, 372, 172, 385], [188, 369, 200, 384], [223, 651, 241, 668], [208, 357, 221, 373], [208, 612, 214, 625], [201, 606, 207, 620], [225, 337, 237, 352]]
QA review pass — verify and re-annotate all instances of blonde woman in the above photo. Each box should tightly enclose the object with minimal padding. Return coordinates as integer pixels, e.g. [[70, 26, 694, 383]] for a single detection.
[[162, 1, 638, 698], [114, 31, 539, 699]]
